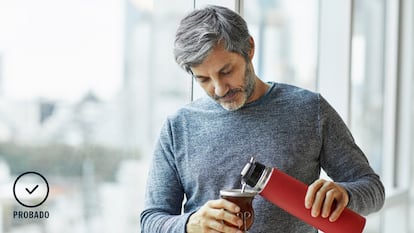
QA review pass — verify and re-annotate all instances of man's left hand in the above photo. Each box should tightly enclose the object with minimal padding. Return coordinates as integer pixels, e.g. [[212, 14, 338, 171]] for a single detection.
[[304, 179, 349, 222]]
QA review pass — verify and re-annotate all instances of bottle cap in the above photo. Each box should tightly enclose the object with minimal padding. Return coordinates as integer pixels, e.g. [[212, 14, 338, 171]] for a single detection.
[[240, 157, 266, 187]]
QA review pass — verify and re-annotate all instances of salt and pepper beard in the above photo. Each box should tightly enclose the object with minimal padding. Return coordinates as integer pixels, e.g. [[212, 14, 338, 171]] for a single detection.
[[210, 63, 256, 111]]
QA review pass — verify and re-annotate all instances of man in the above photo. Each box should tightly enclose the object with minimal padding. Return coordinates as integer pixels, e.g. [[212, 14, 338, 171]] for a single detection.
[[140, 5, 384, 233]]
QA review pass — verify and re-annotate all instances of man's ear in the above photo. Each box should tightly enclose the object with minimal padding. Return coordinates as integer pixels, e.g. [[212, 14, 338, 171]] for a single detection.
[[248, 37, 255, 60]]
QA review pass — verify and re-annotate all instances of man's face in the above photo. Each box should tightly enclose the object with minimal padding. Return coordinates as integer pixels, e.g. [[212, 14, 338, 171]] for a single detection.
[[190, 44, 256, 111]]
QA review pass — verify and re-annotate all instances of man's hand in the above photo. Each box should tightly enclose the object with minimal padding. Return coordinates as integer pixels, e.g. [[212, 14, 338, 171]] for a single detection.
[[305, 179, 349, 222], [186, 199, 244, 233]]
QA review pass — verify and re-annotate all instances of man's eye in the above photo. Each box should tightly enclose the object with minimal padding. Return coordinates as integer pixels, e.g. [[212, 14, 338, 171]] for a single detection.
[[221, 70, 231, 76], [197, 77, 209, 83]]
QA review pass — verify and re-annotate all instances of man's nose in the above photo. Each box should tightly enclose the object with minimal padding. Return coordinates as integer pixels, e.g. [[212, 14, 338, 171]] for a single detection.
[[213, 79, 229, 97]]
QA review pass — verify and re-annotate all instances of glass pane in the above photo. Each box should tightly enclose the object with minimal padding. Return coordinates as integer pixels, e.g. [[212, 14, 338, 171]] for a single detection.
[[0, 1, 191, 232], [350, 0, 385, 175], [243, 0, 319, 90]]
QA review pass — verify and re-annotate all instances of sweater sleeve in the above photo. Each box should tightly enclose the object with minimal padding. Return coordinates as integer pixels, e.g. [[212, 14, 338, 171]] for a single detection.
[[317, 95, 385, 215], [140, 119, 190, 233]]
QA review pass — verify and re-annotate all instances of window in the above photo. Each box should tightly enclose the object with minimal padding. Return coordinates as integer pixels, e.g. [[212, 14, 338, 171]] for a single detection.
[[350, 0, 385, 175], [0, 1, 190, 232], [243, 0, 319, 90]]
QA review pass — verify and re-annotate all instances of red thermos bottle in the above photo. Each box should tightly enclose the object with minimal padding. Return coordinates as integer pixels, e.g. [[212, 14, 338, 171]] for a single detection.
[[240, 157, 366, 233]]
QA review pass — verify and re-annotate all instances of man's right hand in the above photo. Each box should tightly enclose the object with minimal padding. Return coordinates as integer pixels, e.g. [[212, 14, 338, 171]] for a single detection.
[[186, 199, 244, 233]]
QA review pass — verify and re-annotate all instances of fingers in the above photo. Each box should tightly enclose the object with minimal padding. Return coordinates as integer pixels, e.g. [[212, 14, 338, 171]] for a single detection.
[[305, 179, 349, 222], [211, 208, 243, 227], [187, 199, 243, 233], [209, 200, 243, 228], [208, 199, 240, 214]]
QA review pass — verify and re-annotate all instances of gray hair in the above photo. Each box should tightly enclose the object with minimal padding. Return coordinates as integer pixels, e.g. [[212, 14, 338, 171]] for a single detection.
[[173, 5, 252, 74]]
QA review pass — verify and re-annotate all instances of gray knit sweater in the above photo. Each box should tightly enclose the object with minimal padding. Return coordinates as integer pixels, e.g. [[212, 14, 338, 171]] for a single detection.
[[140, 82, 385, 233]]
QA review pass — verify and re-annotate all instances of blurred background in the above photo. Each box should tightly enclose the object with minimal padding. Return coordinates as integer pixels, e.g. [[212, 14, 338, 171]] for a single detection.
[[0, 0, 412, 232]]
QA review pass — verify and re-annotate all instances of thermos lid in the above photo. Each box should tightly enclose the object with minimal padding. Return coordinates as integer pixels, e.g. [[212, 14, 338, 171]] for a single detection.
[[240, 157, 266, 187]]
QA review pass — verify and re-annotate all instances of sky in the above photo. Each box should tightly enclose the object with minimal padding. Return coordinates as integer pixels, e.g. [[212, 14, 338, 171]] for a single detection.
[[0, 0, 124, 102]]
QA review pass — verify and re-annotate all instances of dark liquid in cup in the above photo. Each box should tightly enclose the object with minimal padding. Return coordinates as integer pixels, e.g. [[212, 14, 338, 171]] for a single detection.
[[220, 189, 256, 232]]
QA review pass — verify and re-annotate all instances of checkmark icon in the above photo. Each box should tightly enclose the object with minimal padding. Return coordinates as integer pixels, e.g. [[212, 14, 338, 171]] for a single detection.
[[26, 185, 39, 194], [14, 172, 49, 208]]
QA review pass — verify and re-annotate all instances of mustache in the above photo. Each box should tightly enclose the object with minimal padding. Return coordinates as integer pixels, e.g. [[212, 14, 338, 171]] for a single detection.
[[213, 88, 243, 100]]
